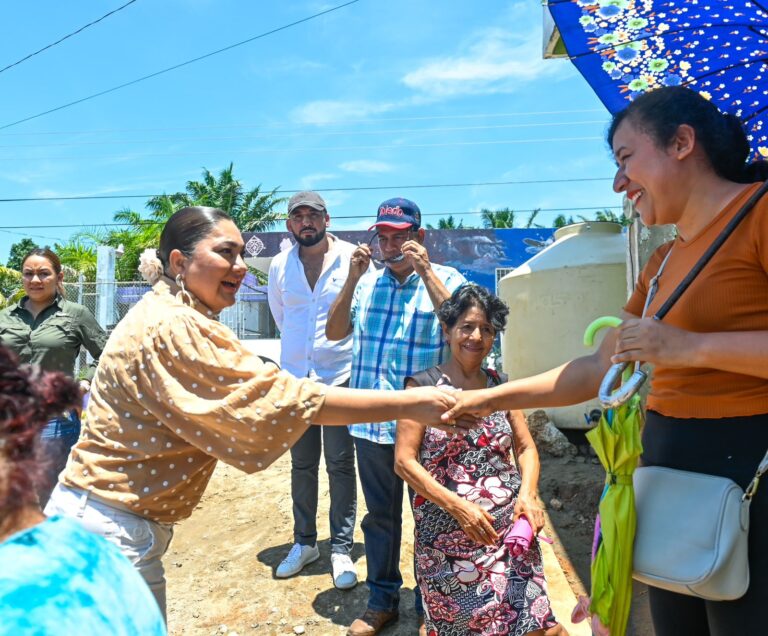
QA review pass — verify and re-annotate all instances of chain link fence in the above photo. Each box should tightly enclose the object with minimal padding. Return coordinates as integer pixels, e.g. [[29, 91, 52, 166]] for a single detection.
[[64, 278, 276, 375]]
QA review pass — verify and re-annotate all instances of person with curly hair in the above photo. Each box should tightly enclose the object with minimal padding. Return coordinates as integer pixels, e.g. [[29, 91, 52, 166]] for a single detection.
[[396, 285, 566, 636], [0, 345, 165, 635]]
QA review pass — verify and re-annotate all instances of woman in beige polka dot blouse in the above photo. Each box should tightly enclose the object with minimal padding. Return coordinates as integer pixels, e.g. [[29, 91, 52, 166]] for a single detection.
[[45, 206, 462, 618]]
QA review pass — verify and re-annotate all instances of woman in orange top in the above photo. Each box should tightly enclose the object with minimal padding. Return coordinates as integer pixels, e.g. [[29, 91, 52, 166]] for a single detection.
[[443, 86, 768, 635]]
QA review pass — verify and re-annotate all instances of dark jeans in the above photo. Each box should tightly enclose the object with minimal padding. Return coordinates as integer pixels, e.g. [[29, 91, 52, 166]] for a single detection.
[[291, 423, 356, 554], [354, 437, 422, 615], [642, 411, 768, 636], [37, 412, 80, 507]]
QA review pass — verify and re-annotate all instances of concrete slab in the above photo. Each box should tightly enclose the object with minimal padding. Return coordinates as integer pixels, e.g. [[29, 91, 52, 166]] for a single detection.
[[541, 538, 592, 635]]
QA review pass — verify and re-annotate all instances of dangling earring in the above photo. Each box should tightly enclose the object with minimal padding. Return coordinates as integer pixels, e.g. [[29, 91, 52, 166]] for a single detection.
[[175, 274, 193, 305]]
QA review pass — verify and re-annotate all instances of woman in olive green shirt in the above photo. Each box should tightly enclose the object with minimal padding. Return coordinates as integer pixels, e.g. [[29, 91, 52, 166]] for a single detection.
[[0, 248, 106, 504]]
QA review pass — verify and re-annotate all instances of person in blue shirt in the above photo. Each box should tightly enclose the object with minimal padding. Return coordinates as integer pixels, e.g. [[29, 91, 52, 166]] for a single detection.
[[327, 198, 466, 636], [0, 345, 165, 636]]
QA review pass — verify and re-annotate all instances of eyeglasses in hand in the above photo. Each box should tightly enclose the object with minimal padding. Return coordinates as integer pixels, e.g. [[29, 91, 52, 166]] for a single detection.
[[366, 232, 406, 266]]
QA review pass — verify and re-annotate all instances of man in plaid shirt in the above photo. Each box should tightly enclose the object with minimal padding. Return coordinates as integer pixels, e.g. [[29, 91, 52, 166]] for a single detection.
[[327, 197, 466, 636]]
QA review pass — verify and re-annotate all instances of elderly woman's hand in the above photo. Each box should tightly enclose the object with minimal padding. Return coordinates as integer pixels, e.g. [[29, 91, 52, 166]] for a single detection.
[[450, 498, 499, 546], [513, 493, 546, 536]]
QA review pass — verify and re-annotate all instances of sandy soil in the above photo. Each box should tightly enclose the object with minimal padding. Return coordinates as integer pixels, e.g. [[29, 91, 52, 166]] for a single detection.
[[166, 449, 653, 636]]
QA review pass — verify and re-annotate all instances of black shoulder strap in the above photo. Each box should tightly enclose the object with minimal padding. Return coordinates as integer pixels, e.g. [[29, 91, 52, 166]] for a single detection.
[[484, 367, 508, 386], [655, 180, 768, 320], [405, 366, 444, 388]]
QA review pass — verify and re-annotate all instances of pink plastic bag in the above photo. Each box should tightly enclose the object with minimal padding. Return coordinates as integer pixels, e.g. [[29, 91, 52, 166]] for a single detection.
[[503, 516, 552, 556]]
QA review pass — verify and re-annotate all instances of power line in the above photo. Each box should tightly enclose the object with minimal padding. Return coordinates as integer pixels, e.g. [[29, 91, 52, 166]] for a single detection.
[[0, 0, 361, 131], [0, 109, 608, 137], [0, 136, 605, 161], [0, 120, 608, 149], [0, 206, 624, 231], [0, 177, 614, 203], [0, 227, 63, 241], [0, 0, 139, 76]]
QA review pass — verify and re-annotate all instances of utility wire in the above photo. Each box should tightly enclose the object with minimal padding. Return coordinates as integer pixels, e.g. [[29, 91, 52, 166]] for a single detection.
[[0, 120, 607, 149], [0, 109, 608, 137], [0, 227, 62, 241], [0, 0, 139, 76], [0, 136, 605, 161], [0, 0, 361, 131], [0, 206, 623, 230], [0, 177, 614, 203]]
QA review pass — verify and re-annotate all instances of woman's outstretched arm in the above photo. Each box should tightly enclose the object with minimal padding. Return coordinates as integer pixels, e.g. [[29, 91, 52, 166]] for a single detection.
[[315, 384, 477, 435]]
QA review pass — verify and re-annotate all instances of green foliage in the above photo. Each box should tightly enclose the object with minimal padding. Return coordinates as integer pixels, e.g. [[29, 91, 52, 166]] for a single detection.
[[0, 266, 22, 306], [524, 208, 541, 228], [54, 240, 98, 281], [553, 214, 575, 228], [481, 207, 516, 229], [426, 215, 470, 230], [58, 164, 285, 281], [7, 238, 39, 270], [480, 208, 541, 229], [151, 163, 286, 232], [592, 208, 632, 227], [553, 209, 629, 228]]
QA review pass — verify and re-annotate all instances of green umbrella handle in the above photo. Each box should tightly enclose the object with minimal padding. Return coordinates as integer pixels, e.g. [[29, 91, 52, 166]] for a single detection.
[[583, 316, 622, 347], [584, 316, 645, 406]]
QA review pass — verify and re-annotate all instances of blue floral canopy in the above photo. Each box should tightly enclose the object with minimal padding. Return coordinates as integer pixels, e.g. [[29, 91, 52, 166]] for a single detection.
[[548, 0, 768, 159]]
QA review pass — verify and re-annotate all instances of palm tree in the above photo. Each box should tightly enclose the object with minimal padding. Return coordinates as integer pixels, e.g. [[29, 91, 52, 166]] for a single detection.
[[481, 208, 516, 229], [553, 214, 575, 228], [426, 215, 466, 230], [593, 209, 631, 227], [72, 164, 285, 281], [55, 240, 98, 281], [524, 208, 541, 228], [165, 164, 285, 232]]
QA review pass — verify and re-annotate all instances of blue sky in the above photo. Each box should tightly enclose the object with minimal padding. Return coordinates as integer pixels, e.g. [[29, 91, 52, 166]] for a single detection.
[[0, 0, 622, 262]]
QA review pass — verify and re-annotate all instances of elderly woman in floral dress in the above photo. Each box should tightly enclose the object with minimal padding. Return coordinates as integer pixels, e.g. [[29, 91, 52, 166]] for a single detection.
[[396, 285, 566, 636]]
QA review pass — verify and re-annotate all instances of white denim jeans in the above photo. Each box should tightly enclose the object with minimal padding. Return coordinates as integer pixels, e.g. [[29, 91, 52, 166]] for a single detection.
[[45, 483, 174, 619]]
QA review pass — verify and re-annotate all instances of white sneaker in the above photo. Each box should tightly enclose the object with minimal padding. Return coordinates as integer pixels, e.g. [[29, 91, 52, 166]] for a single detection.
[[331, 553, 358, 590], [275, 543, 319, 578]]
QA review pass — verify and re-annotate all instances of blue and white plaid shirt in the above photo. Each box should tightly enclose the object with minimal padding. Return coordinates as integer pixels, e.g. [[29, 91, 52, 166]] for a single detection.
[[348, 263, 466, 444]]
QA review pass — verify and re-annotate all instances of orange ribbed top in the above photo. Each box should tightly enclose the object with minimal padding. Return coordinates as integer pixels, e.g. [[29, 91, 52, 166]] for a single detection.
[[624, 182, 768, 419]]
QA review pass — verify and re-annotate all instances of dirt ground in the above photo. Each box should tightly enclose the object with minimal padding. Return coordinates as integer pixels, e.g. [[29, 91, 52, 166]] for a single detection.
[[166, 446, 653, 636]]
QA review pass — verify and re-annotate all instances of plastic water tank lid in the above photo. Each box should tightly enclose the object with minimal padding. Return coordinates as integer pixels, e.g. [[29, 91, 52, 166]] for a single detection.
[[553, 221, 622, 241]]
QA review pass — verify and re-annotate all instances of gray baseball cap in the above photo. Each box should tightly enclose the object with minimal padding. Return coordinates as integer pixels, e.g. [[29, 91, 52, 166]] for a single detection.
[[288, 191, 327, 214]]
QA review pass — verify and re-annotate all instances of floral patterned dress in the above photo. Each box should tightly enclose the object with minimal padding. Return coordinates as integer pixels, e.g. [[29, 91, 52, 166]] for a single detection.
[[409, 367, 557, 636]]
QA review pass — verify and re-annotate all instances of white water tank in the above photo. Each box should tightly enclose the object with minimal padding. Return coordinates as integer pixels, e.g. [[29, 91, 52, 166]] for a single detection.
[[499, 222, 627, 429]]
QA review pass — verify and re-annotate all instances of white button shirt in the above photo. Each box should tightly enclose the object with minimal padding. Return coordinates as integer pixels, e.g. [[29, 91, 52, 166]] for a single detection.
[[268, 235, 363, 386]]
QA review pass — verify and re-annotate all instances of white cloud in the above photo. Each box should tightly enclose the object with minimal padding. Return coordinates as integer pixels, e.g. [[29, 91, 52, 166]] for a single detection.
[[291, 100, 396, 125], [339, 159, 394, 174], [297, 172, 337, 191], [402, 27, 569, 98]]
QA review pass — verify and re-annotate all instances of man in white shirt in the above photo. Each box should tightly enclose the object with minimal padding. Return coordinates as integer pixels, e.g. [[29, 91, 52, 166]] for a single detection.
[[267, 191, 360, 590]]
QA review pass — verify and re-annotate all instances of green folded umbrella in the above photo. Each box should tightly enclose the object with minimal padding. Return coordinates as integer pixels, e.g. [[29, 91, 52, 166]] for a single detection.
[[582, 316, 644, 636]]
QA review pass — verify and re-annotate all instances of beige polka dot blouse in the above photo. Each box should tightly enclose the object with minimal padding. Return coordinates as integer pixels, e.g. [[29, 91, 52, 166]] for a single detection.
[[61, 277, 326, 523]]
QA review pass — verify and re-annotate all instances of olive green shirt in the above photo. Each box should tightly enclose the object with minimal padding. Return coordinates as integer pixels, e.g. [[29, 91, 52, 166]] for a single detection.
[[0, 295, 107, 379]]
